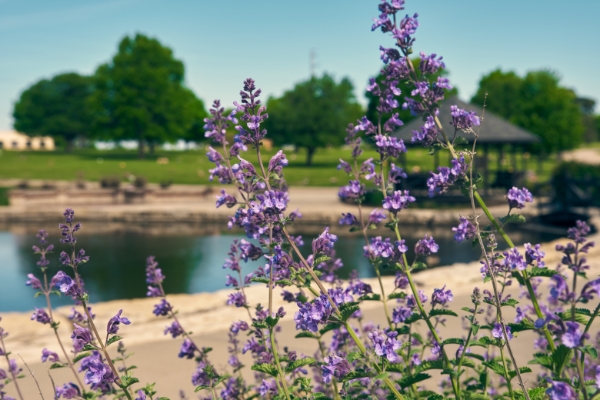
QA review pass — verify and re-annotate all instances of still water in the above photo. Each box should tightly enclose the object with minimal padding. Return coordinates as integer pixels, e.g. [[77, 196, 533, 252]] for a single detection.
[[0, 223, 560, 312]]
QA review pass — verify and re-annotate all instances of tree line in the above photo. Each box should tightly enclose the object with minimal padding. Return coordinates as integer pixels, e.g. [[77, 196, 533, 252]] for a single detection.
[[13, 33, 598, 161]]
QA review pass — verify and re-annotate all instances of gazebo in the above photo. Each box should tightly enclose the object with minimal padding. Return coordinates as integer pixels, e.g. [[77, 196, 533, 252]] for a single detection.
[[391, 96, 541, 194]]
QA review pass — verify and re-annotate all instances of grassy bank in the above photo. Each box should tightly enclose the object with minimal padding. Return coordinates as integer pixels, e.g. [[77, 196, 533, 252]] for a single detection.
[[0, 147, 557, 187]]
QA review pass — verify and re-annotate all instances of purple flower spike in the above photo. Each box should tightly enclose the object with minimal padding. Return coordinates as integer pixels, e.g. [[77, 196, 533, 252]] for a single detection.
[[491, 323, 513, 341], [25, 273, 42, 290], [135, 390, 147, 400], [524, 243, 545, 267], [164, 321, 184, 338], [502, 247, 527, 271], [71, 324, 93, 352], [546, 379, 576, 400], [415, 235, 439, 256], [107, 309, 130, 336], [431, 285, 453, 307], [153, 299, 173, 316], [368, 329, 402, 362], [216, 190, 237, 209], [226, 292, 247, 308], [268, 150, 288, 174], [53, 271, 81, 299], [339, 212, 358, 226], [312, 227, 338, 254], [31, 308, 51, 324], [41, 348, 60, 363], [506, 187, 533, 210], [178, 338, 197, 359], [55, 383, 81, 399], [322, 353, 351, 383], [562, 321, 584, 348], [382, 190, 415, 214], [449, 105, 480, 130], [452, 217, 476, 242]]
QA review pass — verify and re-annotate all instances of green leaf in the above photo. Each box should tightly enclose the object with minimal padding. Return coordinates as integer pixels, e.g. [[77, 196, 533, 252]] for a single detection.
[[469, 336, 496, 347], [508, 319, 535, 333], [82, 343, 98, 351], [466, 353, 485, 362], [295, 332, 318, 339], [528, 267, 560, 279], [319, 323, 341, 335], [49, 363, 65, 370], [120, 375, 139, 388], [265, 316, 279, 328], [514, 387, 548, 400], [411, 261, 428, 272], [349, 226, 360, 232], [506, 367, 532, 381], [551, 345, 573, 376], [72, 352, 92, 363], [430, 309, 458, 318], [558, 309, 591, 324], [403, 313, 423, 324], [386, 363, 405, 374], [250, 277, 270, 284], [581, 345, 598, 359], [347, 352, 362, 363], [441, 338, 464, 346], [106, 335, 122, 347], [471, 324, 480, 336], [482, 361, 508, 378], [499, 214, 526, 224], [510, 271, 525, 286], [529, 352, 553, 369], [414, 359, 444, 373], [338, 302, 360, 322], [358, 293, 381, 301], [398, 372, 431, 389], [285, 357, 316, 373], [387, 292, 406, 300], [340, 370, 372, 382], [251, 363, 279, 378], [313, 255, 331, 265]]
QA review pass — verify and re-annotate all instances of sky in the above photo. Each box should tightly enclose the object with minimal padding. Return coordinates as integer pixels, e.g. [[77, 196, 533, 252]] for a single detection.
[[0, 0, 599, 131]]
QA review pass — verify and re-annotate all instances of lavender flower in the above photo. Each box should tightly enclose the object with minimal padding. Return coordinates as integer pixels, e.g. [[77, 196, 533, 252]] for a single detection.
[[374, 134, 406, 158], [106, 309, 130, 336], [153, 299, 173, 316], [431, 285, 453, 307], [449, 105, 480, 130], [502, 248, 527, 271], [506, 187, 533, 210], [322, 353, 352, 383], [415, 235, 439, 256], [31, 308, 51, 324], [452, 217, 476, 242], [545, 379, 576, 400], [382, 190, 415, 214], [392, 306, 413, 323], [338, 180, 365, 201], [491, 323, 513, 341], [226, 292, 247, 308], [368, 329, 402, 362], [259, 379, 278, 397], [411, 116, 439, 146], [53, 271, 81, 298], [71, 324, 93, 352], [419, 52, 444, 75], [366, 236, 394, 258], [388, 164, 407, 184], [136, 390, 147, 400], [25, 273, 42, 290], [55, 383, 81, 399], [41, 348, 59, 363], [339, 212, 358, 226], [178, 339, 197, 359], [216, 190, 237, 208], [427, 156, 468, 196], [268, 150, 288, 174], [312, 227, 338, 254], [368, 208, 387, 225], [82, 357, 116, 390], [524, 243, 545, 267], [294, 295, 333, 332], [515, 307, 525, 323], [562, 321, 583, 348]]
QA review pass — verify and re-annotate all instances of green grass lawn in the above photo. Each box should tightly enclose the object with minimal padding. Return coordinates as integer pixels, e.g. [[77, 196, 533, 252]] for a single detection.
[[0, 146, 558, 187]]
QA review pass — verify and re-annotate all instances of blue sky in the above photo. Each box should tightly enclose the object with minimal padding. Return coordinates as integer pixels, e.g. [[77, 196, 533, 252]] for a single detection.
[[0, 0, 599, 131]]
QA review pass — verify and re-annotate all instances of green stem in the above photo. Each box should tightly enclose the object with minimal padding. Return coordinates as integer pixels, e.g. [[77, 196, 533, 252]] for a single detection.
[[473, 190, 556, 351], [394, 225, 461, 399], [269, 328, 291, 400], [499, 346, 515, 400], [455, 303, 479, 393]]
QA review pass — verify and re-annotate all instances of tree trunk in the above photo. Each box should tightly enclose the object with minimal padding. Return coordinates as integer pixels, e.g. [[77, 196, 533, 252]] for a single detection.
[[65, 139, 75, 153], [138, 133, 145, 159], [306, 147, 316, 166], [149, 142, 156, 154]]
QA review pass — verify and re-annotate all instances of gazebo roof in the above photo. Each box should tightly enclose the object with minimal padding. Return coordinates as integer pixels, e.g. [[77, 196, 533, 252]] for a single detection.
[[391, 96, 541, 145]]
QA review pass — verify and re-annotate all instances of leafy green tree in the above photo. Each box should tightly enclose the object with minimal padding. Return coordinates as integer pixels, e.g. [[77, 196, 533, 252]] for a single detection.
[[365, 57, 458, 127], [264, 74, 363, 165], [89, 33, 206, 158], [13, 72, 93, 151], [471, 69, 584, 153]]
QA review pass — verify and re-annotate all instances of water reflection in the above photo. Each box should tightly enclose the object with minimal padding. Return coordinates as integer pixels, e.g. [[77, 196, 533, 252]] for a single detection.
[[0, 223, 560, 312]]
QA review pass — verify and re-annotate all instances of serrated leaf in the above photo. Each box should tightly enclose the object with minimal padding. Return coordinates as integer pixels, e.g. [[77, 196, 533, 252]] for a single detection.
[[358, 294, 381, 301], [49, 363, 65, 370], [506, 366, 532, 381], [120, 375, 139, 388], [551, 345, 573, 376], [265, 316, 279, 328], [250, 277, 270, 284], [106, 335, 122, 347], [508, 319, 535, 333], [528, 267, 560, 279], [511, 271, 525, 286], [414, 359, 444, 373], [411, 261, 428, 272], [314, 255, 331, 265], [403, 313, 423, 324], [82, 343, 98, 351], [72, 352, 92, 363], [441, 338, 464, 346], [499, 214, 526, 224], [386, 363, 405, 373], [581, 345, 598, 359], [285, 357, 316, 373], [482, 361, 507, 378], [319, 323, 341, 335], [514, 387, 547, 400], [430, 309, 458, 318], [387, 292, 406, 300], [251, 363, 279, 378], [338, 302, 360, 322], [472, 324, 480, 336], [340, 370, 372, 382], [295, 332, 317, 339], [466, 353, 485, 362], [398, 372, 431, 389]]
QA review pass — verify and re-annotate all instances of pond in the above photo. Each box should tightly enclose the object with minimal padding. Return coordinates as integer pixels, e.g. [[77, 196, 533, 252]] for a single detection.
[[0, 222, 561, 312]]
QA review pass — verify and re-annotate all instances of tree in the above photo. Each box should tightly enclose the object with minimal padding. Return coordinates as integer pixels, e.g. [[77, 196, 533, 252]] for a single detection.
[[471, 69, 584, 153], [264, 74, 363, 165], [89, 33, 206, 158], [13, 72, 93, 151], [365, 57, 458, 127]]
